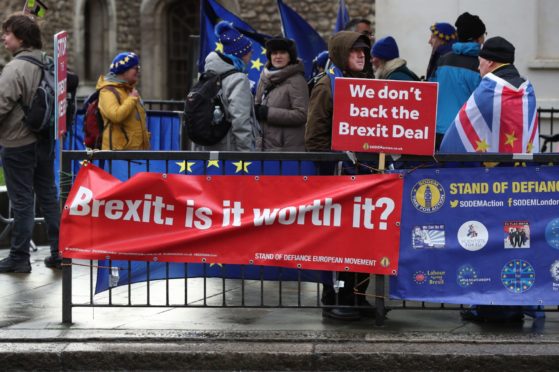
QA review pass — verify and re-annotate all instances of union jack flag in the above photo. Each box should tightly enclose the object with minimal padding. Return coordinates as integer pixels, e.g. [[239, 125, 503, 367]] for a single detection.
[[440, 73, 539, 153]]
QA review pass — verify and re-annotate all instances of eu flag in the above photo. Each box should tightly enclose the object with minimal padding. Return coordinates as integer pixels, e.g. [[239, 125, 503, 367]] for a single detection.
[[334, 0, 350, 32], [199, 0, 271, 92], [276, 0, 327, 80]]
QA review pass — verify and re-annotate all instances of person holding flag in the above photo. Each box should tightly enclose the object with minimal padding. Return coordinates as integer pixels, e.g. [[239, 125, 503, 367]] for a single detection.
[[198, 21, 260, 151], [440, 36, 539, 154]]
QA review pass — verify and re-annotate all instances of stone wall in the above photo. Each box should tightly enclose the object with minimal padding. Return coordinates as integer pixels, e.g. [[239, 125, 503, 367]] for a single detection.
[[238, 0, 375, 38]]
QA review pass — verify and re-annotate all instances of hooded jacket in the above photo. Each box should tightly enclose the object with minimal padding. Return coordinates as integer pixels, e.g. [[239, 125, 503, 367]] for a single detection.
[[96, 75, 150, 150], [196, 52, 259, 151], [305, 32, 369, 152], [255, 60, 308, 151], [375, 58, 420, 81], [0, 48, 43, 148]]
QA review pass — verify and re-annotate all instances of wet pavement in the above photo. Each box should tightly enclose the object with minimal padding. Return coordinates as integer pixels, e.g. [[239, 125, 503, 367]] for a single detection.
[[1, 246, 559, 370]]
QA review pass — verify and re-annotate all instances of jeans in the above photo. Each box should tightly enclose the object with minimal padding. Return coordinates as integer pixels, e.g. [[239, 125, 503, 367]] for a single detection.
[[1, 140, 60, 261]]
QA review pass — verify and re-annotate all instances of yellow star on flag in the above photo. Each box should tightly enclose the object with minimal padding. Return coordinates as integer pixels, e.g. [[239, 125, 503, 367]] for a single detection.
[[504, 132, 517, 147], [329, 68, 335, 74], [176, 161, 196, 173], [207, 160, 220, 168], [261, 47, 267, 55], [209, 263, 223, 268], [215, 42, 224, 53], [527, 141, 534, 153], [475, 139, 490, 152], [232, 160, 252, 173], [251, 58, 264, 71]]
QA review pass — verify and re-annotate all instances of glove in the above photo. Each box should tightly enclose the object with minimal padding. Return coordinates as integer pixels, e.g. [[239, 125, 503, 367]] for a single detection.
[[254, 104, 269, 121]]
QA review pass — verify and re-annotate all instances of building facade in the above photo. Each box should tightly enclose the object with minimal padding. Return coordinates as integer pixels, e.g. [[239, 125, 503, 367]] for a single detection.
[[0, 0, 375, 99]]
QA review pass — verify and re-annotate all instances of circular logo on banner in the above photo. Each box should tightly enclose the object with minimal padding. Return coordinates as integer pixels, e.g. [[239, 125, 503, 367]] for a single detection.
[[411, 179, 445, 213], [380, 257, 390, 268], [457, 221, 489, 251], [550, 260, 559, 283], [545, 218, 559, 250], [457, 264, 478, 288], [501, 259, 535, 294], [414, 271, 426, 285]]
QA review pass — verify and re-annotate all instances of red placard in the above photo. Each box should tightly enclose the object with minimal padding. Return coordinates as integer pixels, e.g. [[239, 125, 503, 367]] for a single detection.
[[60, 164, 404, 275], [332, 78, 438, 155], [54, 31, 68, 139]]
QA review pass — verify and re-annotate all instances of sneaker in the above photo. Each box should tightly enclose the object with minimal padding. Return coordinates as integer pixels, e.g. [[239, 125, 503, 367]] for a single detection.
[[44, 255, 62, 269], [322, 307, 361, 321], [0, 257, 31, 273]]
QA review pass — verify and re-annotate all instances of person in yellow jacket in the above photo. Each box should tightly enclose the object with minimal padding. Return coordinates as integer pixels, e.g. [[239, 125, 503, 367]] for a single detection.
[[96, 51, 150, 150]]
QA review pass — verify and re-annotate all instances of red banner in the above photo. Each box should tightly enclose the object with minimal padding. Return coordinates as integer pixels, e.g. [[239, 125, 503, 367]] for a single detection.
[[331, 78, 438, 155], [60, 164, 404, 275]]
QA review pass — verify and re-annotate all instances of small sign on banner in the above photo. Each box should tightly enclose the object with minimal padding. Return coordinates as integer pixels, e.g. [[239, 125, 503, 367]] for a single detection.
[[332, 78, 438, 156]]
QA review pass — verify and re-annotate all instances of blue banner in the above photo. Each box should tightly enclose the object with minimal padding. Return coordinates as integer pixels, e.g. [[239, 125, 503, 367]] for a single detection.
[[334, 0, 350, 32], [390, 166, 559, 305], [277, 0, 327, 80]]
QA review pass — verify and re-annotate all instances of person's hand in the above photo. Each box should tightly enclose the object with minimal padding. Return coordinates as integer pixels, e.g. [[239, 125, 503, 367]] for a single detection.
[[254, 104, 268, 121], [130, 88, 140, 98]]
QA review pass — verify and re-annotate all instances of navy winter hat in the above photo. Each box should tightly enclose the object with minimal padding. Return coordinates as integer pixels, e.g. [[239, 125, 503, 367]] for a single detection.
[[372, 36, 399, 60], [455, 12, 486, 42], [109, 52, 139, 75], [479, 36, 515, 64], [215, 21, 252, 58], [314, 50, 329, 69], [430, 22, 457, 42]]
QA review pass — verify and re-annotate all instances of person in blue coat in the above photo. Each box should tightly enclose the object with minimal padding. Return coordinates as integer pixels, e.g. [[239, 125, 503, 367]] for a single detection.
[[431, 12, 486, 149]]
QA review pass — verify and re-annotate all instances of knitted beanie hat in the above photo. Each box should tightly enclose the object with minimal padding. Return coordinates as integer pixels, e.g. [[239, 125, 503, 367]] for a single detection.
[[430, 22, 457, 42], [109, 52, 139, 75], [479, 36, 515, 64], [371, 36, 399, 60], [215, 21, 252, 57], [455, 12, 486, 42]]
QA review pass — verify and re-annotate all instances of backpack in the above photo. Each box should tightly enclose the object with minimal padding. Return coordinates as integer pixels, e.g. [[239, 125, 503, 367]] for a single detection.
[[16, 53, 79, 139], [82, 86, 120, 149], [307, 71, 326, 95], [184, 69, 238, 146]]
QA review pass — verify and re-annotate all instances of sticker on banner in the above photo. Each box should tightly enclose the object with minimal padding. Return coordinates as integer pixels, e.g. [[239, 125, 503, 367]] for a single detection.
[[457, 221, 488, 252], [411, 179, 445, 213]]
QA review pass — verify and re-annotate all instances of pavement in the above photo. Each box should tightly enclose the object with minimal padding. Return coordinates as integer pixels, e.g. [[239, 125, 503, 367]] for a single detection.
[[1, 246, 559, 371]]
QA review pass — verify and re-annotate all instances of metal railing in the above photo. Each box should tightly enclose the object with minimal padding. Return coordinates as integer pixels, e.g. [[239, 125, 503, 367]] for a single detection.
[[60, 150, 559, 325]]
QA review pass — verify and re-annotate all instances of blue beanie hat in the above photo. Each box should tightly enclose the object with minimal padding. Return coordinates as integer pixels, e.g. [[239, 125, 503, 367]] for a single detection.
[[430, 22, 457, 42], [372, 36, 399, 60], [314, 50, 329, 69], [109, 52, 139, 75], [215, 21, 252, 57]]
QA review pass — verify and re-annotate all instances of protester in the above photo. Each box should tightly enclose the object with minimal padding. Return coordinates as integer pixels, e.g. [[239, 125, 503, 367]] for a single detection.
[[344, 18, 373, 40], [255, 37, 308, 151], [344, 19, 374, 77], [440, 37, 540, 322], [96, 51, 150, 150], [440, 36, 539, 153], [305, 31, 373, 320], [431, 12, 486, 149], [371, 36, 420, 81], [0, 14, 61, 272], [425, 22, 457, 80], [196, 21, 260, 151]]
